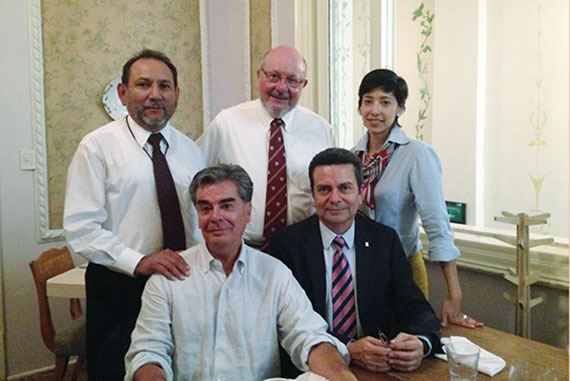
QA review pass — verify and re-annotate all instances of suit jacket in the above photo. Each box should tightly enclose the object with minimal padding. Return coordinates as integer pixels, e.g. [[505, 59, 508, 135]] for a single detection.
[[270, 214, 441, 375]]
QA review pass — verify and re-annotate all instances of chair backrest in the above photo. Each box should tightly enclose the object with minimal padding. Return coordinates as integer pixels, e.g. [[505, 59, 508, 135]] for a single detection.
[[29, 247, 81, 353]]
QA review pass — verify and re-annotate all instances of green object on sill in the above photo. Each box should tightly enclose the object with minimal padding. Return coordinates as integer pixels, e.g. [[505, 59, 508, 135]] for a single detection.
[[446, 201, 466, 224]]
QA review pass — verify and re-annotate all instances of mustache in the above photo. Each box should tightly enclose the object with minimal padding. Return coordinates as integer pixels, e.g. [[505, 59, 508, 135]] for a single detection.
[[270, 90, 290, 100], [144, 101, 166, 108]]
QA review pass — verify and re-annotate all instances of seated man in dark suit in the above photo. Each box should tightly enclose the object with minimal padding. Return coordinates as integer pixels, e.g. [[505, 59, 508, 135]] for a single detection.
[[270, 147, 441, 375]]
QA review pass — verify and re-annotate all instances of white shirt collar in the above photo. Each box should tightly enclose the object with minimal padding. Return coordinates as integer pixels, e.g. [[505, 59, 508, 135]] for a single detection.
[[126, 115, 173, 148], [318, 220, 355, 250], [199, 240, 247, 275], [255, 98, 297, 132]]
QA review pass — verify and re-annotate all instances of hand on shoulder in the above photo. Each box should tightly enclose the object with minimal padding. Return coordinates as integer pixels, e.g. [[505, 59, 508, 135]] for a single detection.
[[134, 249, 190, 280]]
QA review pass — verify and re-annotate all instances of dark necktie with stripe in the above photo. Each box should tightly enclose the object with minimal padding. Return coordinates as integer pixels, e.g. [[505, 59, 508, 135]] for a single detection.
[[332, 235, 357, 339], [148, 133, 186, 251], [261, 118, 287, 251]]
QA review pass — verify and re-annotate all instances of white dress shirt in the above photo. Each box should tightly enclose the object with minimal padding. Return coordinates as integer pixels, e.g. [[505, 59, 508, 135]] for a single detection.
[[63, 116, 205, 275], [352, 126, 460, 262], [125, 242, 349, 381], [197, 99, 335, 245], [318, 221, 365, 338]]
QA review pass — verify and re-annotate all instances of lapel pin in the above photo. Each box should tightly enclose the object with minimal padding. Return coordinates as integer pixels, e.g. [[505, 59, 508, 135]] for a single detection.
[[365, 241, 369, 247]]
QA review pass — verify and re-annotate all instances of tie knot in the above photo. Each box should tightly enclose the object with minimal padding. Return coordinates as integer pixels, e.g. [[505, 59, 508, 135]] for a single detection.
[[333, 236, 347, 250], [270, 118, 285, 131], [148, 133, 163, 148]]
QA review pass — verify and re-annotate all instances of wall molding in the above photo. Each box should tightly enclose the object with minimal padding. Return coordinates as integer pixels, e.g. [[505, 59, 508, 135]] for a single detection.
[[328, 0, 353, 149], [200, 0, 211, 126], [28, 0, 64, 242], [271, 0, 277, 48], [244, 0, 252, 100]]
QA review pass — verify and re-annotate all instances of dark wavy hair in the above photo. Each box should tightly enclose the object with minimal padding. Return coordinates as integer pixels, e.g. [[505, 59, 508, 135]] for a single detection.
[[190, 164, 254, 204]]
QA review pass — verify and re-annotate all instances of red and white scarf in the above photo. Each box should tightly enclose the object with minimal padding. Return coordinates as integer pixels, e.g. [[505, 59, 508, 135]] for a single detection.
[[355, 141, 397, 217]]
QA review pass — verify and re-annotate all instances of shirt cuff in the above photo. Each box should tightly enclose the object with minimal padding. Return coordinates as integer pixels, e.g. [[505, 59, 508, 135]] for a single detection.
[[416, 335, 432, 357], [302, 337, 350, 370], [112, 247, 145, 276]]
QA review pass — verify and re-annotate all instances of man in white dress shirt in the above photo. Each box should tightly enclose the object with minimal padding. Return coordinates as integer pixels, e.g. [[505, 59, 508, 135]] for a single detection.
[[197, 45, 334, 250], [125, 164, 357, 381], [63, 49, 204, 380]]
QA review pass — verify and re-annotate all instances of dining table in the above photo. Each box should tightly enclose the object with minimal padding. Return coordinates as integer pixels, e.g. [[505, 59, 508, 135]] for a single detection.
[[46, 263, 86, 299], [351, 324, 568, 380], [46, 265, 568, 380]]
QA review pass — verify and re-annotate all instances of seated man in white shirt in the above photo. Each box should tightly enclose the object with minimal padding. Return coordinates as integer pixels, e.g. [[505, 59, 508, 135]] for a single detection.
[[125, 164, 357, 381]]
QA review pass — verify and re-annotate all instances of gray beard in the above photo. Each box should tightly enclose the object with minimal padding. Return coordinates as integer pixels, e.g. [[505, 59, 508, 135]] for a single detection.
[[141, 114, 170, 129], [261, 100, 291, 119]]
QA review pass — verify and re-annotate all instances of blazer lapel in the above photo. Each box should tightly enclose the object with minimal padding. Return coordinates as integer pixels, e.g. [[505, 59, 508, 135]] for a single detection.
[[303, 217, 327, 317], [354, 216, 375, 316]]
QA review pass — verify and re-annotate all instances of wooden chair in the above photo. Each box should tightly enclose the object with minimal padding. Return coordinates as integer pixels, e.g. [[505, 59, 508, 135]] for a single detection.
[[29, 247, 86, 381]]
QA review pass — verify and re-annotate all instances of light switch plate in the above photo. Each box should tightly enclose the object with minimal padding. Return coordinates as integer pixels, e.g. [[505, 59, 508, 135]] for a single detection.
[[20, 150, 36, 170]]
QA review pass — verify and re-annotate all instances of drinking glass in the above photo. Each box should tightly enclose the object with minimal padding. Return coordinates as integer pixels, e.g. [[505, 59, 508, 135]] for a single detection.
[[507, 359, 556, 380], [446, 342, 480, 381]]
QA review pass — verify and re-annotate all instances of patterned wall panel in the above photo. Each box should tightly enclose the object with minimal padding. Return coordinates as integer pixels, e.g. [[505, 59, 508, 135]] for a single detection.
[[40, 0, 202, 229], [249, 0, 272, 100]]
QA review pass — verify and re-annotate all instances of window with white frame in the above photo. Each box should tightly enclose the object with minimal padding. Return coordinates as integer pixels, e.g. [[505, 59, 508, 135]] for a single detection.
[[298, 0, 568, 241]]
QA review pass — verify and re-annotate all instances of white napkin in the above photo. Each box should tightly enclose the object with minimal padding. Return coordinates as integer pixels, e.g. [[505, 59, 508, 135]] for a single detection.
[[435, 336, 506, 377]]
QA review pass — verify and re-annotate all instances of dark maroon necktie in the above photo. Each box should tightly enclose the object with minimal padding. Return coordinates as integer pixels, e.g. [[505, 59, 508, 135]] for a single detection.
[[261, 118, 287, 252], [148, 133, 186, 251]]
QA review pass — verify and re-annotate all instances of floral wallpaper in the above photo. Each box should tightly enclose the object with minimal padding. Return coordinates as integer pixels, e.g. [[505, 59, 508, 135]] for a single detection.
[[411, 2, 434, 142], [527, 0, 548, 232], [249, 0, 271, 100], [394, 0, 435, 145], [41, 0, 202, 228]]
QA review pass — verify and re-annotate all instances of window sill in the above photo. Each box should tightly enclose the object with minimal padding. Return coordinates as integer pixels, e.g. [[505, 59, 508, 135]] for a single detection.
[[420, 224, 569, 290]]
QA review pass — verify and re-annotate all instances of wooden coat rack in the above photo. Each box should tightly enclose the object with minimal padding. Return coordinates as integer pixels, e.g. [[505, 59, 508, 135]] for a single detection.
[[493, 211, 553, 338]]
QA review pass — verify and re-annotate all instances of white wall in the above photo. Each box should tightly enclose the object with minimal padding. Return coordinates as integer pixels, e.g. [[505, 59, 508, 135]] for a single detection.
[[430, 0, 480, 225], [203, 0, 296, 125], [204, 0, 250, 123]]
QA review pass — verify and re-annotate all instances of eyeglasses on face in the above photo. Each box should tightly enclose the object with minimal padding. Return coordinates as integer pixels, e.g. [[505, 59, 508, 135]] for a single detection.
[[260, 67, 305, 89]]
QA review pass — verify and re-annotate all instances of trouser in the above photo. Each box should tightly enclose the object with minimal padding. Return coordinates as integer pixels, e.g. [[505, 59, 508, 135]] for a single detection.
[[85, 263, 148, 381], [408, 249, 429, 299]]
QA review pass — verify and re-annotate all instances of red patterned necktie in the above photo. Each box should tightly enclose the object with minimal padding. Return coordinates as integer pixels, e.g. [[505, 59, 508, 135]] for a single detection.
[[332, 236, 357, 339], [148, 133, 186, 251], [261, 118, 287, 252]]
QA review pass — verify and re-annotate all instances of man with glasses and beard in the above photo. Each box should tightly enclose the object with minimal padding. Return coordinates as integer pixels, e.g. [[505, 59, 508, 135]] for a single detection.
[[198, 45, 334, 252]]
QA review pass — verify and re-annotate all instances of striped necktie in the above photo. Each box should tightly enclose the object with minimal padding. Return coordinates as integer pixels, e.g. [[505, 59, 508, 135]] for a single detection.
[[261, 118, 287, 251], [331, 235, 357, 339], [148, 133, 186, 251]]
